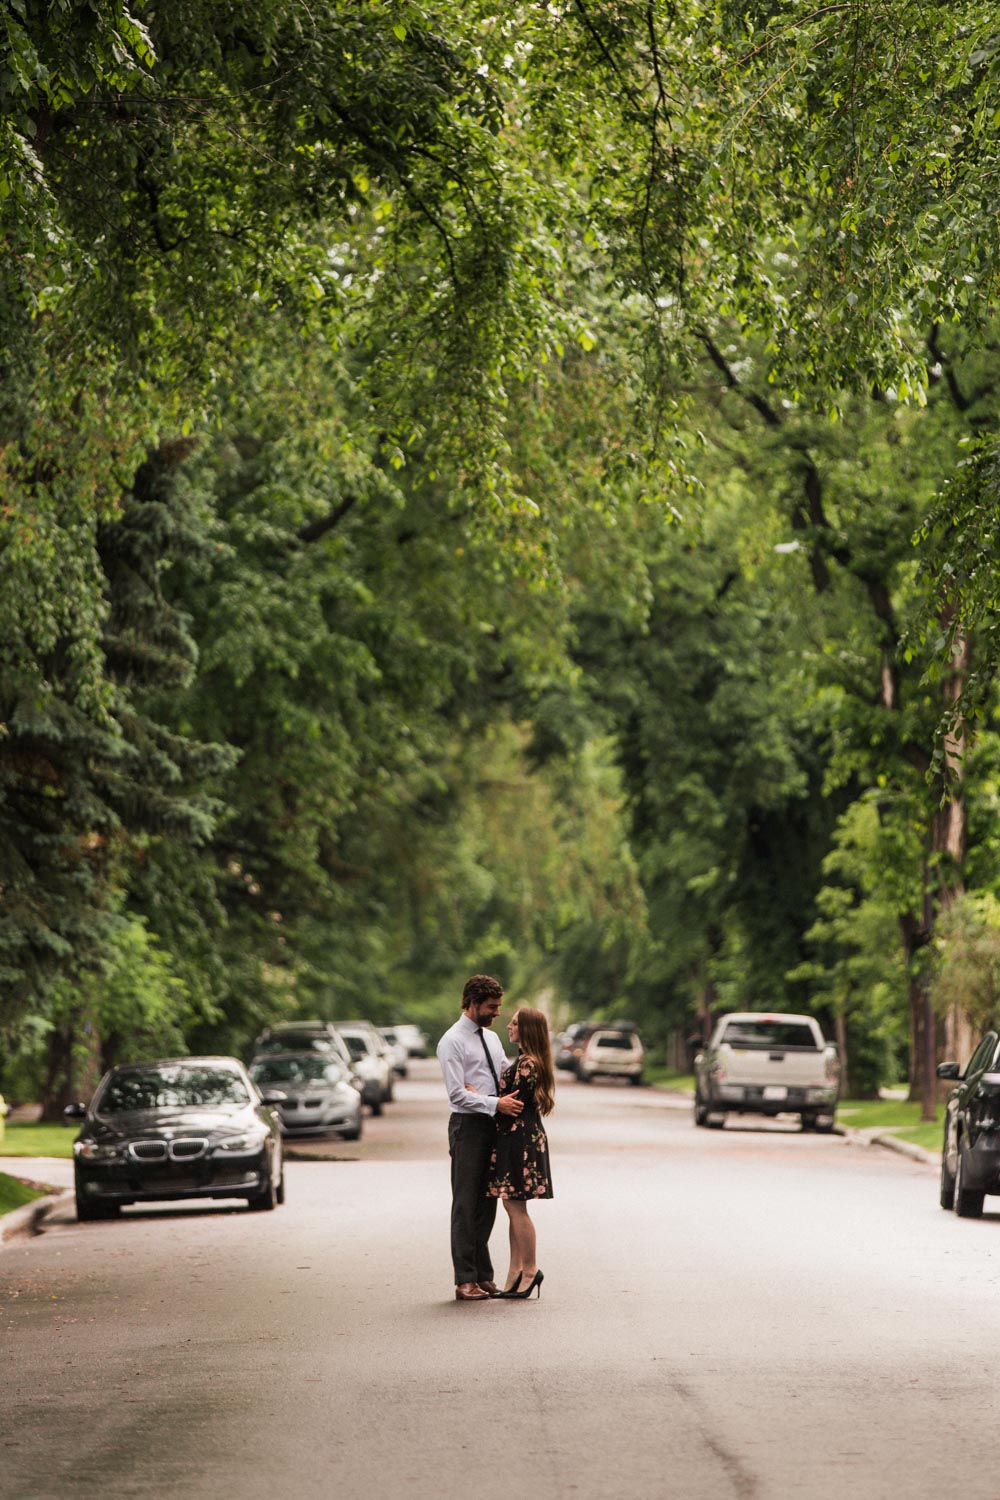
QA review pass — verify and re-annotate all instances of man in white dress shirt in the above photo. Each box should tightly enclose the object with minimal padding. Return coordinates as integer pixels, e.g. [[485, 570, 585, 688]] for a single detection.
[[437, 974, 523, 1301]]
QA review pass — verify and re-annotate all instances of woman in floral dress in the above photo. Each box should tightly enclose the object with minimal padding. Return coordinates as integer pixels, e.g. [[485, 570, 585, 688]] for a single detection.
[[487, 1007, 554, 1298]]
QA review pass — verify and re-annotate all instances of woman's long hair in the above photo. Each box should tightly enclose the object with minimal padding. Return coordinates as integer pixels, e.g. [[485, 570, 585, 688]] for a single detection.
[[516, 1008, 555, 1115]]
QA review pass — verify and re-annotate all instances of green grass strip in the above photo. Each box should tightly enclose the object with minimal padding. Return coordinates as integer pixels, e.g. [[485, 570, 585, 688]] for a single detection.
[[0, 1170, 46, 1218], [0, 1122, 78, 1159]]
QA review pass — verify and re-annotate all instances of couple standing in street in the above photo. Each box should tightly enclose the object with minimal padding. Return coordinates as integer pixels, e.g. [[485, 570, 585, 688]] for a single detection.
[[437, 974, 554, 1302]]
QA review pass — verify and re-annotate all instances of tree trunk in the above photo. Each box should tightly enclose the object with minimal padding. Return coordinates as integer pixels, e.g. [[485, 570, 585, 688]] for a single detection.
[[695, 972, 718, 1045], [927, 626, 971, 1109], [39, 1022, 77, 1123], [834, 1008, 850, 1099]]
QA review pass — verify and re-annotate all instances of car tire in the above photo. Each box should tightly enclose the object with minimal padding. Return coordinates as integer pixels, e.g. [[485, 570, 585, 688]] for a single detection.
[[247, 1168, 278, 1212], [341, 1121, 362, 1142], [801, 1114, 816, 1131], [629, 1074, 643, 1087], [369, 1095, 383, 1116], [694, 1101, 709, 1128], [954, 1144, 985, 1218], [76, 1198, 119, 1221], [578, 1069, 592, 1084], [74, 1170, 120, 1221], [275, 1169, 286, 1206], [939, 1143, 956, 1211]]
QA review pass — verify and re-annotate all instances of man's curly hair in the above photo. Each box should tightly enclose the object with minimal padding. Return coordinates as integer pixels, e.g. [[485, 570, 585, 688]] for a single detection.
[[461, 974, 504, 1009]]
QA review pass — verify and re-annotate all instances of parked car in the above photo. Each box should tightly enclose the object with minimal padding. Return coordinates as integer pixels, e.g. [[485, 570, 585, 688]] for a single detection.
[[65, 1057, 285, 1220], [252, 1020, 350, 1061], [379, 1028, 409, 1078], [576, 1026, 645, 1085], [390, 1023, 429, 1058], [694, 1012, 839, 1131], [335, 1023, 394, 1113], [555, 1023, 593, 1072], [249, 1052, 362, 1141], [938, 1030, 1000, 1217]]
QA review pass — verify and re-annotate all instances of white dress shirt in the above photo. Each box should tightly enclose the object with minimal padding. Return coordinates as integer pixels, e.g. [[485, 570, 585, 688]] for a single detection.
[[437, 1013, 509, 1116]]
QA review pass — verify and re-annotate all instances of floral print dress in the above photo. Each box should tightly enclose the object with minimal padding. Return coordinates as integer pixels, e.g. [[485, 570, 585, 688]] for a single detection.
[[487, 1053, 553, 1201]]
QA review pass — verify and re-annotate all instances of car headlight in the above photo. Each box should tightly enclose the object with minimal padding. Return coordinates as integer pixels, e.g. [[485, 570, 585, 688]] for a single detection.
[[213, 1132, 268, 1156], [74, 1141, 122, 1160]]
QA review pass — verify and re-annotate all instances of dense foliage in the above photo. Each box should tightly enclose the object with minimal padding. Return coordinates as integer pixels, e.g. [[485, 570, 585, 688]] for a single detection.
[[4, 2, 1000, 1113]]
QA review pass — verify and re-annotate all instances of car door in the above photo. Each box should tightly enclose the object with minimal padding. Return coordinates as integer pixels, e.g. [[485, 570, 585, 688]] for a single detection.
[[956, 1033, 999, 1156]]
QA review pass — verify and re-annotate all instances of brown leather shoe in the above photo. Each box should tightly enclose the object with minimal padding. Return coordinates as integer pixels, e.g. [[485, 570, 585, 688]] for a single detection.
[[455, 1282, 490, 1301], [477, 1281, 500, 1297]]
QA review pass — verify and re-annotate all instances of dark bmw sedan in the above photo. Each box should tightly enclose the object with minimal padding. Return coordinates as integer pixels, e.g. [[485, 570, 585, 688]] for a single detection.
[[65, 1057, 286, 1221], [938, 1030, 1000, 1218]]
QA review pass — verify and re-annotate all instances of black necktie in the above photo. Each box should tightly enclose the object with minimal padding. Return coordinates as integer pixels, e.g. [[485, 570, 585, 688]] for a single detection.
[[477, 1028, 500, 1093]]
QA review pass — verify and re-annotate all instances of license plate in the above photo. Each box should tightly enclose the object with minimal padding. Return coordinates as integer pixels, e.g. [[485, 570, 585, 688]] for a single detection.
[[763, 1085, 787, 1101]]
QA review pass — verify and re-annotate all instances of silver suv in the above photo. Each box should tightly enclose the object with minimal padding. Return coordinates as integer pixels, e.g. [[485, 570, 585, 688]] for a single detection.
[[577, 1027, 645, 1086]]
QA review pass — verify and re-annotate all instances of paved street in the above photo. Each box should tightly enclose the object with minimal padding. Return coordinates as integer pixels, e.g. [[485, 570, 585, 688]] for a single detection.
[[3, 1062, 1000, 1500]]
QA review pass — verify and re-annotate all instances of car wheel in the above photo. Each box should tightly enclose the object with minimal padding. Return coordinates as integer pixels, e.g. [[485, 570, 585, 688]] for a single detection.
[[383, 1080, 394, 1103], [76, 1198, 119, 1221], [74, 1171, 120, 1221], [341, 1121, 363, 1142], [939, 1141, 956, 1211], [275, 1169, 286, 1206], [629, 1074, 643, 1087], [578, 1069, 592, 1084], [954, 1144, 985, 1218], [694, 1100, 709, 1128], [369, 1095, 383, 1116], [801, 1114, 816, 1131], [248, 1169, 278, 1212]]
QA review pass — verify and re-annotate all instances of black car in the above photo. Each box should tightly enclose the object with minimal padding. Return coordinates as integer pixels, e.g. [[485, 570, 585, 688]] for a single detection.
[[65, 1057, 286, 1221], [938, 1031, 1000, 1217]]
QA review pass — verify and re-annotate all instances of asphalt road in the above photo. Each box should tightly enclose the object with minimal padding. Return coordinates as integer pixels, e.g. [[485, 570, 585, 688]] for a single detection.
[[3, 1061, 999, 1500]]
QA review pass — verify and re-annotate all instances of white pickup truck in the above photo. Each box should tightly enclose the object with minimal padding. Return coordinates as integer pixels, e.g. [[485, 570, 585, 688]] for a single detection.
[[694, 1012, 839, 1132]]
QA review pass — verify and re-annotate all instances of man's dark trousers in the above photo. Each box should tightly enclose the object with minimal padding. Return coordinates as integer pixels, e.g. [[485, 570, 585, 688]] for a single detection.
[[448, 1112, 498, 1284]]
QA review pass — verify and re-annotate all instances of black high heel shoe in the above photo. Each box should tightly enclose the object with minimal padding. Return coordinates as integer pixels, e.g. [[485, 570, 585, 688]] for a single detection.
[[510, 1270, 543, 1299], [499, 1274, 523, 1298]]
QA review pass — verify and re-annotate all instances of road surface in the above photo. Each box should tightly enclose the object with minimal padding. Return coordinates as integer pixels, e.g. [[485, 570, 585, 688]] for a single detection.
[[2, 1061, 996, 1500]]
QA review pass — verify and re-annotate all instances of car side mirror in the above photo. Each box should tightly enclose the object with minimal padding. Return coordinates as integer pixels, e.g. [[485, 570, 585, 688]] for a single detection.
[[936, 1061, 961, 1080], [260, 1090, 287, 1106], [63, 1102, 87, 1120]]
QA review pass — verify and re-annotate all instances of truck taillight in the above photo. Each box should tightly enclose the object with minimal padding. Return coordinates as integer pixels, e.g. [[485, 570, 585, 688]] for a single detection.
[[825, 1052, 840, 1082]]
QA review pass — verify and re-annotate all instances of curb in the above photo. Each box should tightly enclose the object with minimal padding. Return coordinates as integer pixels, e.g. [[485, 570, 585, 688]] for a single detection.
[[835, 1124, 937, 1166], [0, 1189, 67, 1248]]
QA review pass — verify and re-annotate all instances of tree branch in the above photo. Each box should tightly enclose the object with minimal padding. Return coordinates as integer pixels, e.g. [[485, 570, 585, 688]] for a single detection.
[[297, 494, 359, 545]]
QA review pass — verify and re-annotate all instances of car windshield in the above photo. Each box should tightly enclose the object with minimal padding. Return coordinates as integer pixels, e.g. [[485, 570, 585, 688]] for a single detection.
[[100, 1066, 251, 1112], [719, 1020, 818, 1050], [250, 1057, 343, 1086], [341, 1035, 370, 1060]]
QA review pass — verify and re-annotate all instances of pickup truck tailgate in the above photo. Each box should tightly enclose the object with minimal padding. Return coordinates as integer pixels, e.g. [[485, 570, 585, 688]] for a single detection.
[[720, 1047, 826, 1088]]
